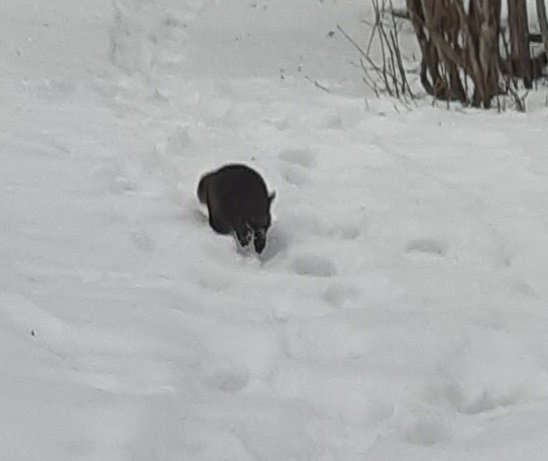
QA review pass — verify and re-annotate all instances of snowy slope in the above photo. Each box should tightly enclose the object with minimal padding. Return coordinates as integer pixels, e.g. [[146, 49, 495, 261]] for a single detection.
[[2, 0, 548, 460]]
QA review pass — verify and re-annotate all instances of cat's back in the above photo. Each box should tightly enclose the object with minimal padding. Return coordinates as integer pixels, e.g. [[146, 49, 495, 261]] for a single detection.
[[200, 164, 268, 208]]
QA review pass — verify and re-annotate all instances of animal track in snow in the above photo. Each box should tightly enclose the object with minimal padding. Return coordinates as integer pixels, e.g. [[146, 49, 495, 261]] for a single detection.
[[405, 238, 447, 257], [278, 149, 316, 169], [323, 283, 360, 308], [399, 416, 451, 446], [130, 228, 154, 251], [278, 149, 316, 187], [292, 254, 337, 277], [202, 363, 250, 393], [330, 222, 362, 241], [283, 210, 327, 238], [280, 165, 309, 187], [258, 225, 289, 262]]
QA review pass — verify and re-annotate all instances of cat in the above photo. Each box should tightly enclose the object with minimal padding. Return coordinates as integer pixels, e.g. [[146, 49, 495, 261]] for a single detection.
[[197, 164, 275, 253]]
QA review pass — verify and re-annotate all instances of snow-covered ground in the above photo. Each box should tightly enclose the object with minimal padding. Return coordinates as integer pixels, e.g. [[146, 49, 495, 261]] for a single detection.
[[2, 0, 548, 459]]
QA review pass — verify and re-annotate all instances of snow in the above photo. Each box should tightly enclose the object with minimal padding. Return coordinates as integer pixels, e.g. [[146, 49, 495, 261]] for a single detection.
[[2, 0, 548, 459]]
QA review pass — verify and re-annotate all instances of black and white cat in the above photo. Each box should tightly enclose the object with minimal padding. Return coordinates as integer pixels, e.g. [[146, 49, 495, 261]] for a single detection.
[[197, 164, 275, 254]]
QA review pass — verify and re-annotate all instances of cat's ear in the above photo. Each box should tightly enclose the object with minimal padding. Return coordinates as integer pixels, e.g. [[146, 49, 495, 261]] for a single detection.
[[268, 191, 276, 206]]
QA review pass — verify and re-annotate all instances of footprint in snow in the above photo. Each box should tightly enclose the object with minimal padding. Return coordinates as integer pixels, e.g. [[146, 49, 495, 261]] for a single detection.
[[201, 362, 250, 393], [405, 238, 447, 257], [278, 149, 316, 169], [292, 254, 337, 277], [278, 149, 316, 187], [258, 225, 289, 262], [400, 416, 451, 446], [330, 222, 362, 241], [323, 282, 360, 308], [279, 165, 309, 187], [130, 228, 154, 252]]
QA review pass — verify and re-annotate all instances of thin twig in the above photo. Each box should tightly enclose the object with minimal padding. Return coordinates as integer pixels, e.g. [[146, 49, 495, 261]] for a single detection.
[[304, 76, 331, 93]]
